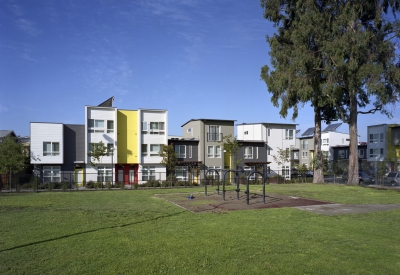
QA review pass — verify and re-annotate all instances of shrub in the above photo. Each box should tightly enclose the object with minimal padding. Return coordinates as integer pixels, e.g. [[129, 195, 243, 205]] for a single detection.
[[146, 180, 160, 187], [133, 183, 139, 190], [86, 180, 95, 188], [61, 182, 70, 191], [47, 182, 55, 191], [105, 182, 112, 190], [95, 182, 103, 189], [117, 182, 125, 189]]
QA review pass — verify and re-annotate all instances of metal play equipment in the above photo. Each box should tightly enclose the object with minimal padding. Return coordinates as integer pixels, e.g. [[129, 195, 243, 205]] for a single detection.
[[203, 168, 220, 196]]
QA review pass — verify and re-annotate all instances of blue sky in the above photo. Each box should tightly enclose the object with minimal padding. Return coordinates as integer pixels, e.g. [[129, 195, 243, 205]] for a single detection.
[[0, 0, 398, 141]]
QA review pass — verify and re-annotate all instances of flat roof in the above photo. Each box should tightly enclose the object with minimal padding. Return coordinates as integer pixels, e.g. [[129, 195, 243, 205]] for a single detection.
[[181, 118, 236, 127]]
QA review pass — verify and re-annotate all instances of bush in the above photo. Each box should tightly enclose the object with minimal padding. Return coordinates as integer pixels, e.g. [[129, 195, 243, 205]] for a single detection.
[[95, 182, 103, 189], [133, 183, 139, 190], [86, 180, 95, 188], [105, 182, 112, 190], [145, 180, 160, 187], [117, 182, 125, 189], [61, 182, 70, 191]]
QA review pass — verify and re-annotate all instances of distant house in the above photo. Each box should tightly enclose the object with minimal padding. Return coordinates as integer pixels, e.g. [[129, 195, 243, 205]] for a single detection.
[[0, 130, 17, 142]]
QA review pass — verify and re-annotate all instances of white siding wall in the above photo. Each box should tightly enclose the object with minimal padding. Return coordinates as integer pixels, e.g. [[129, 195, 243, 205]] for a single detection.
[[321, 132, 350, 160], [367, 124, 388, 162], [30, 122, 63, 164], [138, 109, 168, 165], [85, 106, 117, 164]]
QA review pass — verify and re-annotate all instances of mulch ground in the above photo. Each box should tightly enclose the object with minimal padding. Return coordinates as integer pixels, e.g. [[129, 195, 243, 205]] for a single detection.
[[156, 190, 331, 213]]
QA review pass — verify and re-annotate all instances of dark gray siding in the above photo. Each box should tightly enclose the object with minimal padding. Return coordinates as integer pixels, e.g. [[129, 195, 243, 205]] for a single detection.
[[63, 124, 85, 172], [168, 139, 199, 162], [237, 141, 268, 167]]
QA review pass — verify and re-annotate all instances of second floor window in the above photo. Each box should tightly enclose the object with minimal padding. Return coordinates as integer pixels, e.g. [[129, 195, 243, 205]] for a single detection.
[[370, 148, 383, 158], [43, 142, 59, 156], [142, 122, 165, 135], [208, 125, 221, 141], [293, 152, 299, 160], [244, 147, 253, 159], [207, 145, 221, 158], [302, 151, 308, 159], [175, 145, 186, 158], [358, 149, 364, 158], [150, 144, 161, 156], [338, 150, 346, 159], [302, 140, 308, 149], [142, 144, 148, 156], [369, 133, 384, 143], [285, 129, 294, 140], [322, 138, 329, 146]]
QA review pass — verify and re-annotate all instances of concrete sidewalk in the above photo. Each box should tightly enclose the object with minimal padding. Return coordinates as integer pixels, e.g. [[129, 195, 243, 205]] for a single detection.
[[294, 203, 400, 215]]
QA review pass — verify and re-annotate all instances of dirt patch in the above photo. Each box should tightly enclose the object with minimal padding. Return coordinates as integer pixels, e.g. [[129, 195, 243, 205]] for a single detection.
[[156, 191, 331, 213]]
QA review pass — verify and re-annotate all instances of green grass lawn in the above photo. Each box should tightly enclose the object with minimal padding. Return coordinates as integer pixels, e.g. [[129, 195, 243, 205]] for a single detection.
[[1, 184, 400, 274]]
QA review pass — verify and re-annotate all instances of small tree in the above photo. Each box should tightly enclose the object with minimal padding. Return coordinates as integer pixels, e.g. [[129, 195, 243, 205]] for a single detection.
[[0, 136, 27, 189], [272, 147, 291, 179], [219, 134, 241, 170], [87, 141, 108, 167], [159, 144, 177, 184]]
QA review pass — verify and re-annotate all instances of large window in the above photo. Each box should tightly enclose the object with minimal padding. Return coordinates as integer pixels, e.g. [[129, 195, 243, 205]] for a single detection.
[[142, 122, 165, 135], [208, 126, 221, 141], [43, 166, 60, 182], [207, 145, 221, 158], [285, 129, 294, 140], [142, 166, 156, 181], [370, 148, 384, 158], [175, 166, 188, 181], [43, 142, 60, 156], [88, 119, 106, 133], [358, 149, 364, 158], [97, 166, 112, 182], [282, 166, 290, 179], [370, 133, 384, 143], [302, 152, 308, 159], [244, 147, 253, 159], [150, 144, 161, 156], [175, 145, 186, 158], [301, 140, 308, 149], [293, 152, 299, 160]]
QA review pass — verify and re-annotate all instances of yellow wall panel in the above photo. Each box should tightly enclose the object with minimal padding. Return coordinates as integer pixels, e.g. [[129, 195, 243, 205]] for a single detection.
[[117, 110, 138, 163]]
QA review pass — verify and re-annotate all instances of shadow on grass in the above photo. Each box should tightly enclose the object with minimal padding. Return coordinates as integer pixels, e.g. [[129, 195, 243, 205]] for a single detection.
[[0, 210, 186, 253]]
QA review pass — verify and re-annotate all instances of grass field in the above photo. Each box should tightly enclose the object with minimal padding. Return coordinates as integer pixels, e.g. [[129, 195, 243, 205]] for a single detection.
[[1, 184, 400, 274]]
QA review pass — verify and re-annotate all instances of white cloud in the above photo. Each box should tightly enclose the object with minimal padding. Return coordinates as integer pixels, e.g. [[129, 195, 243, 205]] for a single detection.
[[16, 18, 42, 36]]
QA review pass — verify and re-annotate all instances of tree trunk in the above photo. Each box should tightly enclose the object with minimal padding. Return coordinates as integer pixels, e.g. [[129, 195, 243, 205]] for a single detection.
[[347, 93, 359, 185], [313, 108, 324, 183]]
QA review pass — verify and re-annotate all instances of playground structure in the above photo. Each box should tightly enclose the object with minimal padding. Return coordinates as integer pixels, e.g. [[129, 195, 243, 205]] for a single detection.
[[204, 167, 268, 205]]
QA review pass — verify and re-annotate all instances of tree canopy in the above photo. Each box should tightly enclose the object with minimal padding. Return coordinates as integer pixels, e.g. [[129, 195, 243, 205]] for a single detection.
[[261, 0, 400, 185], [87, 141, 108, 167], [0, 136, 26, 174], [159, 144, 177, 175]]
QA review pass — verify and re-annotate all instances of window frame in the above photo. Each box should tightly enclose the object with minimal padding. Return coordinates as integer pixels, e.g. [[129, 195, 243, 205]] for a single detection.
[[43, 142, 60, 156], [175, 145, 186, 158], [43, 166, 61, 182], [244, 146, 253, 159], [285, 129, 294, 140]]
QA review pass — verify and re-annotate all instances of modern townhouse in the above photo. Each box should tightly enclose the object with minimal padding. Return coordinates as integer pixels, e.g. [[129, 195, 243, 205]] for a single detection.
[[138, 109, 168, 183], [169, 137, 200, 182], [181, 119, 235, 178], [367, 124, 400, 172], [237, 122, 297, 178], [30, 122, 86, 184], [237, 140, 270, 181], [331, 142, 368, 172]]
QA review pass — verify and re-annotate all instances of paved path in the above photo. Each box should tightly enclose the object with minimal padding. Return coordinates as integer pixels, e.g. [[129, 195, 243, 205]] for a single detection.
[[294, 204, 400, 215]]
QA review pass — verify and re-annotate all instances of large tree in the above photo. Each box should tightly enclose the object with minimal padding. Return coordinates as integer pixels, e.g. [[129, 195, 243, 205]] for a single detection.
[[159, 144, 178, 182], [0, 136, 27, 186], [261, 0, 400, 185]]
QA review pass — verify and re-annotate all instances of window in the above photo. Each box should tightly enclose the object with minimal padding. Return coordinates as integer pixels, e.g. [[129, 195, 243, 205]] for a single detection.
[[142, 166, 155, 181], [282, 166, 290, 179], [43, 142, 60, 156], [189, 146, 192, 158], [107, 143, 114, 156], [150, 122, 165, 134], [302, 152, 308, 159], [369, 133, 383, 143], [338, 150, 346, 159], [150, 144, 160, 156], [142, 144, 147, 156], [175, 145, 186, 158], [43, 166, 60, 182], [244, 146, 253, 159], [302, 140, 308, 149], [244, 131, 248, 135], [97, 166, 112, 182], [107, 120, 114, 133], [207, 146, 214, 158], [370, 149, 380, 158], [175, 166, 188, 181], [267, 129, 271, 136], [215, 146, 221, 158], [142, 122, 148, 133], [358, 149, 364, 158], [207, 146, 221, 158], [285, 129, 294, 140], [244, 166, 256, 180], [294, 152, 299, 160], [322, 138, 329, 146], [88, 119, 105, 133], [208, 125, 221, 141]]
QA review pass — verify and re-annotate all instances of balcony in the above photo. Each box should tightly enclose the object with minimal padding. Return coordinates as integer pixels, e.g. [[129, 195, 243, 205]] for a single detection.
[[207, 133, 222, 142]]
